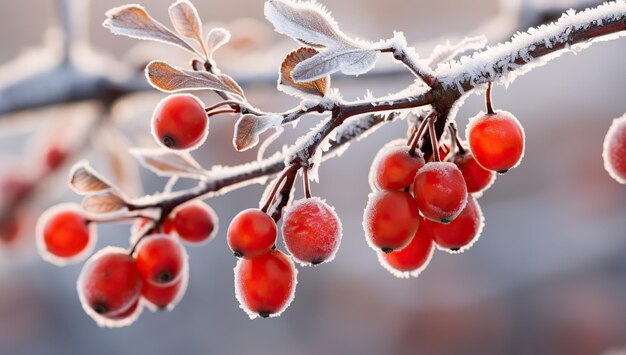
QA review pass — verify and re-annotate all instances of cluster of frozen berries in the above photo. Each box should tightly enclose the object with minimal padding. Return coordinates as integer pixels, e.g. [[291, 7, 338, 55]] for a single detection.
[[37, 200, 217, 327], [364, 102, 525, 278]]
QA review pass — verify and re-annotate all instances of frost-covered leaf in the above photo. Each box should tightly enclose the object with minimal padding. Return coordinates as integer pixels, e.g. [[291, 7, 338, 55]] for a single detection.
[[292, 48, 379, 82], [145, 61, 244, 98], [206, 28, 231, 55], [279, 47, 329, 98], [234, 114, 283, 151], [169, 0, 208, 57], [130, 148, 205, 178], [103, 5, 196, 54], [82, 191, 127, 214], [264, 0, 352, 48], [69, 163, 113, 194]]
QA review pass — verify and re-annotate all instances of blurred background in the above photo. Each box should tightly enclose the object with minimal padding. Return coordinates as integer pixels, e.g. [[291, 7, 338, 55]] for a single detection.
[[1, 0, 626, 354]]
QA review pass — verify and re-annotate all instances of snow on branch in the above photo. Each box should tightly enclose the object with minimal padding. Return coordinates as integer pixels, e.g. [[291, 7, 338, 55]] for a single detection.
[[438, 1, 626, 92]]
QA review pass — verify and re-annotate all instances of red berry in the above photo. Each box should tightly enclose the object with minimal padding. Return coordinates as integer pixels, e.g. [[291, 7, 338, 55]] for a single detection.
[[466, 110, 525, 173], [234, 249, 297, 319], [0, 215, 21, 245], [378, 217, 434, 278], [413, 162, 468, 223], [135, 235, 186, 286], [44, 145, 67, 171], [424, 195, 484, 253], [36, 204, 95, 266], [282, 197, 342, 266], [363, 190, 420, 253], [370, 143, 425, 190], [0, 174, 31, 204], [101, 299, 144, 328], [603, 114, 626, 184], [227, 209, 277, 259], [454, 152, 496, 195], [172, 201, 218, 244], [142, 268, 188, 311], [151, 94, 208, 150], [77, 247, 142, 325]]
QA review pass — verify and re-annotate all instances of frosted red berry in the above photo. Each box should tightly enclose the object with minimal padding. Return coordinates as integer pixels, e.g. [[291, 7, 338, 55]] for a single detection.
[[37, 204, 94, 265], [172, 201, 218, 244], [234, 249, 297, 319], [413, 162, 468, 223], [135, 235, 186, 286], [282, 197, 342, 266], [77, 247, 142, 319], [467, 110, 525, 173], [371, 145, 425, 190], [424, 194, 484, 253], [227, 209, 277, 259], [151, 94, 208, 150], [378, 217, 434, 278], [454, 152, 496, 194], [142, 269, 188, 311], [363, 190, 420, 253], [603, 114, 626, 184]]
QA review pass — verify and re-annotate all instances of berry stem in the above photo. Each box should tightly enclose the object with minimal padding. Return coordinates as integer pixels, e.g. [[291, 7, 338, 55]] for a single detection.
[[406, 125, 418, 146], [448, 122, 467, 156], [409, 114, 431, 157], [206, 108, 238, 117], [261, 165, 299, 214], [428, 115, 441, 162], [204, 100, 241, 113], [303, 169, 312, 199], [485, 81, 495, 115]]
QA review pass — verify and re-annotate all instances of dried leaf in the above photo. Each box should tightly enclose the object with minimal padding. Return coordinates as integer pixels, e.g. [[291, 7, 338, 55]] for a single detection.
[[69, 163, 113, 194], [292, 48, 379, 82], [130, 148, 205, 178], [103, 5, 197, 55], [145, 60, 245, 98], [279, 47, 329, 98], [264, 0, 352, 48], [82, 191, 127, 214], [169, 0, 207, 56], [205, 28, 231, 54], [233, 114, 283, 151]]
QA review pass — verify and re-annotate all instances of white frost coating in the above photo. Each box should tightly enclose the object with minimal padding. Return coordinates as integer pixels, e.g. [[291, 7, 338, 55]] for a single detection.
[[438, 2, 626, 91], [603, 113, 626, 184], [257, 126, 284, 161], [367, 139, 406, 192], [426, 35, 488, 69], [376, 242, 435, 279], [36, 203, 97, 267], [292, 47, 380, 82], [233, 251, 298, 320], [281, 197, 342, 266]]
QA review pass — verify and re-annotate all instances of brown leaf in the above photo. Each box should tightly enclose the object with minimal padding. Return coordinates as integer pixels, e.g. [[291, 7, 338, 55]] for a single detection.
[[279, 47, 329, 98], [130, 149, 205, 178], [168, 0, 207, 57], [145, 61, 245, 98], [103, 5, 197, 55], [233, 114, 282, 151], [218, 74, 246, 99], [69, 163, 113, 194], [82, 191, 127, 214], [205, 28, 231, 54]]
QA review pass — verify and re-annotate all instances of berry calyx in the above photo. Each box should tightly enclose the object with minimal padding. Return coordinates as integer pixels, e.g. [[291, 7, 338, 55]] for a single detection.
[[234, 249, 297, 319], [413, 162, 468, 223], [135, 235, 186, 286], [36, 204, 95, 266], [466, 110, 525, 173], [603, 114, 626, 184], [151, 94, 208, 150], [282, 197, 342, 266], [424, 195, 484, 253], [370, 143, 425, 190], [172, 201, 219, 244], [227, 209, 277, 259], [77, 247, 142, 322], [378, 217, 434, 278], [454, 152, 496, 195], [363, 190, 420, 253]]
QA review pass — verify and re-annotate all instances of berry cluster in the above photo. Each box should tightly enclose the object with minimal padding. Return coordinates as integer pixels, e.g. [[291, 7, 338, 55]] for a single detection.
[[364, 83, 525, 278]]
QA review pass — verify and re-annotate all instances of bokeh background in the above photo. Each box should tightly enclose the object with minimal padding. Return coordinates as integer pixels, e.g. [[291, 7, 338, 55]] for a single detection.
[[1, 0, 626, 354]]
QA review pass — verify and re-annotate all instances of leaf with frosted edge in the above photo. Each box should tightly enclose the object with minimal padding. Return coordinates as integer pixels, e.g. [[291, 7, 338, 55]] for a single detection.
[[103, 5, 197, 55], [279, 47, 329, 98], [292, 47, 379, 82], [69, 163, 113, 194], [169, 0, 208, 57], [206, 28, 231, 55], [234, 114, 283, 152], [130, 148, 205, 178], [145, 61, 245, 98], [82, 191, 127, 214], [264, 0, 353, 48]]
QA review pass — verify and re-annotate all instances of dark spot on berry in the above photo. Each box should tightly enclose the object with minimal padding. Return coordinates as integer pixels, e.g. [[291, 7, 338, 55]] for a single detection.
[[271, 244, 276, 250], [91, 301, 109, 315], [497, 169, 509, 175], [156, 271, 173, 284], [233, 250, 243, 258], [439, 218, 452, 224], [157, 305, 168, 311], [162, 135, 176, 148], [311, 259, 323, 265], [450, 247, 460, 252], [381, 247, 393, 254], [259, 311, 271, 318]]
